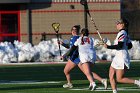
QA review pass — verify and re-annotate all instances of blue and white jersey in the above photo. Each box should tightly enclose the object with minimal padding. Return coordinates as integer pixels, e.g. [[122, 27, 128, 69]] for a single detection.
[[70, 36, 80, 48], [69, 35, 80, 64]]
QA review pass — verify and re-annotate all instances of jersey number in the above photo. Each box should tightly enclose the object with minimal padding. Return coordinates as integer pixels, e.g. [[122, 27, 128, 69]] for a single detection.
[[82, 38, 90, 45]]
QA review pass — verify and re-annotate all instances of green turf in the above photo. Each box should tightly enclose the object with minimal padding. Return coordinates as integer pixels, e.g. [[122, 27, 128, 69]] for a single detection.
[[0, 62, 139, 93]]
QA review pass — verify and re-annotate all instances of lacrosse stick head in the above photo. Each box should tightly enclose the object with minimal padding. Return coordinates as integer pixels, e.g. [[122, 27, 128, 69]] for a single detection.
[[80, 0, 87, 6], [52, 23, 60, 33]]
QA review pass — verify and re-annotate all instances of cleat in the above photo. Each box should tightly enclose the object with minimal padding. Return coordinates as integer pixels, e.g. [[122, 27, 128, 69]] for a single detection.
[[88, 83, 92, 90], [113, 90, 117, 93], [137, 79, 140, 87], [63, 83, 73, 88], [90, 83, 97, 91], [113, 91, 117, 93], [135, 79, 140, 87], [102, 79, 108, 89]]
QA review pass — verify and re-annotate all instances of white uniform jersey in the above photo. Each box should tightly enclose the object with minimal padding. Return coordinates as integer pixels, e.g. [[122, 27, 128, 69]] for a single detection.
[[74, 36, 96, 63], [111, 30, 131, 69]]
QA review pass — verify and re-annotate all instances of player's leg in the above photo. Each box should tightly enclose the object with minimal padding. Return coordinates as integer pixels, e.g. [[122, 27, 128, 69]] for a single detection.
[[116, 69, 134, 83], [81, 62, 96, 91], [78, 63, 107, 89], [78, 63, 95, 90], [63, 59, 76, 88], [92, 72, 108, 89], [81, 62, 94, 83], [109, 66, 117, 93], [92, 72, 102, 81], [116, 68, 140, 87]]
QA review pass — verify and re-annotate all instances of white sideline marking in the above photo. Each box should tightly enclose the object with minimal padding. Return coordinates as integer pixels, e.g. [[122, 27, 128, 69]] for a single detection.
[[69, 87, 140, 91], [0, 80, 61, 84], [0, 60, 139, 65], [46, 81, 61, 84], [0, 62, 66, 65]]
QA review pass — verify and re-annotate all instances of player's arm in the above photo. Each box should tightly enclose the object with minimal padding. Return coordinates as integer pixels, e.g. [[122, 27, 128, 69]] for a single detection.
[[63, 45, 78, 58], [58, 41, 70, 49], [127, 42, 132, 49], [106, 42, 124, 50], [61, 43, 70, 49], [127, 36, 133, 49], [63, 37, 79, 58]]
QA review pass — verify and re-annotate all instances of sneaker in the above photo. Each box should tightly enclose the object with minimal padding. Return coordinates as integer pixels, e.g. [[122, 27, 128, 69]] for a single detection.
[[63, 83, 73, 88], [137, 79, 140, 87], [88, 83, 92, 90], [90, 83, 97, 91], [102, 79, 108, 89], [113, 90, 117, 93], [135, 79, 140, 87]]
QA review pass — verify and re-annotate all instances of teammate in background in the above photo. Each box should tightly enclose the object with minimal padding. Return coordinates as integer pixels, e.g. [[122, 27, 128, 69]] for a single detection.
[[61, 28, 106, 91], [103, 19, 140, 93]]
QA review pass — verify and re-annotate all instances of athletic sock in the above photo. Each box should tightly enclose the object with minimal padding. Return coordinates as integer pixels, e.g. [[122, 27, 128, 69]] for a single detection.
[[101, 79, 104, 84], [91, 82, 96, 85], [101, 79, 106, 84]]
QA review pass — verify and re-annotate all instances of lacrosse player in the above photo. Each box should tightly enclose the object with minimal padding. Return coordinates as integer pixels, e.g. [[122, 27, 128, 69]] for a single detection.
[[62, 28, 106, 91], [103, 19, 140, 93], [60, 26, 107, 89]]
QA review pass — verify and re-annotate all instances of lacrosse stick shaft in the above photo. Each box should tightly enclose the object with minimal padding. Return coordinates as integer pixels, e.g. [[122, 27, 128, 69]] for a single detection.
[[88, 13, 103, 41], [56, 33, 62, 56], [90, 17, 103, 40]]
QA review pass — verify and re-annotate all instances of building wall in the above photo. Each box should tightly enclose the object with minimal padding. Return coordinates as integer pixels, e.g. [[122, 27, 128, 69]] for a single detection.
[[20, 8, 28, 43], [121, 0, 140, 41], [19, 0, 120, 44]]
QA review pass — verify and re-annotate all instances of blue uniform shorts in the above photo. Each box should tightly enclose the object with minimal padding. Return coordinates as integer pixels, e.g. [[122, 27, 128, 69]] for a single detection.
[[69, 51, 80, 64], [70, 57, 80, 64]]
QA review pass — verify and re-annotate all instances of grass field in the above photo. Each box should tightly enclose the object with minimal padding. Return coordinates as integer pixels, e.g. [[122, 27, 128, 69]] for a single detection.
[[0, 62, 139, 93]]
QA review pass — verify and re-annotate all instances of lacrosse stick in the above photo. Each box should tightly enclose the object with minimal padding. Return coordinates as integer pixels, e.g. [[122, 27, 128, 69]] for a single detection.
[[52, 23, 62, 56], [80, 0, 103, 42]]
